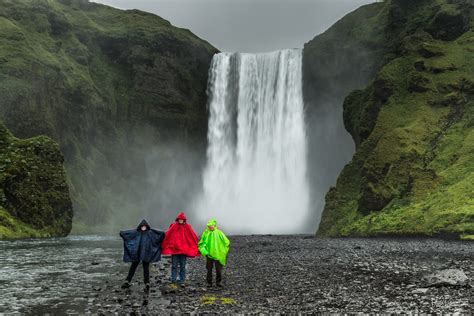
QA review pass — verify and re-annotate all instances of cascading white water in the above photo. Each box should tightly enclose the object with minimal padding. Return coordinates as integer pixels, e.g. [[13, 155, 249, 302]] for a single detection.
[[196, 49, 309, 234]]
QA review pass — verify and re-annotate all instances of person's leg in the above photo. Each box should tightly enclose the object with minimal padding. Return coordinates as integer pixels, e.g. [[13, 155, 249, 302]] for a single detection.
[[126, 261, 140, 282], [171, 255, 178, 282], [122, 261, 139, 288], [178, 255, 187, 283], [206, 257, 213, 285], [216, 261, 223, 286], [143, 262, 150, 285]]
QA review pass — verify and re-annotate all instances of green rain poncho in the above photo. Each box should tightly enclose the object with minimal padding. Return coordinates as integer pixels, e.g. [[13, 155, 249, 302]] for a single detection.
[[198, 219, 230, 266]]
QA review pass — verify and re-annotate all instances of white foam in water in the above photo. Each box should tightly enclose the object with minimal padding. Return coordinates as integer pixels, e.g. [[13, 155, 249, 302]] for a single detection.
[[196, 49, 309, 234]]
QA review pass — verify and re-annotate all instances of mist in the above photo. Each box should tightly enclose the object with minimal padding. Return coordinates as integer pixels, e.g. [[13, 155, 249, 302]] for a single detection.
[[78, 0, 377, 234], [71, 124, 207, 233]]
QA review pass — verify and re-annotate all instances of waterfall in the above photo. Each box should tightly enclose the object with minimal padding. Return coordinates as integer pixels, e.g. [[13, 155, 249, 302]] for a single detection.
[[196, 49, 309, 234]]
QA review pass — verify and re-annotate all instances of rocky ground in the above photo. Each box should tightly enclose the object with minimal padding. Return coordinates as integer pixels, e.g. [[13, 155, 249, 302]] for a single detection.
[[88, 236, 473, 314]]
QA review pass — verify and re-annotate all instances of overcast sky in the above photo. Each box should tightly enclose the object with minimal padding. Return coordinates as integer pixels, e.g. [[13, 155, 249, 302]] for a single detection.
[[91, 0, 374, 52]]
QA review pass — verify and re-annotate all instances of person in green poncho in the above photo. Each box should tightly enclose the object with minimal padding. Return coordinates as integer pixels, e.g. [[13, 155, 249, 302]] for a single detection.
[[198, 219, 230, 287]]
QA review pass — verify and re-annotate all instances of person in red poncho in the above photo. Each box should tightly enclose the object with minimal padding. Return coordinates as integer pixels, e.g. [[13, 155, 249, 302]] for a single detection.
[[161, 212, 199, 284]]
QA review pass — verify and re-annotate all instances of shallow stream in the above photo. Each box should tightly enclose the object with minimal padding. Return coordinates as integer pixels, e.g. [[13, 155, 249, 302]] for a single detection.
[[0, 235, 122, 313]]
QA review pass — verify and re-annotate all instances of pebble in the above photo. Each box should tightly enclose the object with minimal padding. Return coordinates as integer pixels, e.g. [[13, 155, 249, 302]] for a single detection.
[[411, 288, 429, 294]]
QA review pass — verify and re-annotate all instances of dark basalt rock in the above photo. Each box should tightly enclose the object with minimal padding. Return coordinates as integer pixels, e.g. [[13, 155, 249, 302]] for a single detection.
[[427, 10, 468, 41], [418, 47, 444, 58], [414, 61, 427, 72], [408, 72, 432, 93], [343, 77, 393, 149], [357, 182, 394, 215]]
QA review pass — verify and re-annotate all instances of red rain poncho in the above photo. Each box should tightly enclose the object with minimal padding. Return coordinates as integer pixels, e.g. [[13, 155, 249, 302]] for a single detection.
[[161, 212, 199, 257]]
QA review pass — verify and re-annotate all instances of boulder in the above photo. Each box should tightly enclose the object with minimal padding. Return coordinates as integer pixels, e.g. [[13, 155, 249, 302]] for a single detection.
[[0, 123, 73, 239], [424, 269, 470, 287]]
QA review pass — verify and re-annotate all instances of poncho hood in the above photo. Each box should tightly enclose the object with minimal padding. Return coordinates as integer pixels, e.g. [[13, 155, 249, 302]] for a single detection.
[[206, 219, 217, 227], [137, 219, 151, 231], [176, 212, 187, 222]]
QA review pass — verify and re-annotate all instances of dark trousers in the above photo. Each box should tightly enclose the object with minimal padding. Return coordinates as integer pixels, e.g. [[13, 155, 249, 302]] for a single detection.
[[126, 261, 150, 284], [206, 258, 223, 285]]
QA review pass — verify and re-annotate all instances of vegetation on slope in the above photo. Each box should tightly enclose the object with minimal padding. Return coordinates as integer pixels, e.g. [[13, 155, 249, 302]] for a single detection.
[[0, 123, 73, 239], [0, 0, 218, 227], [316, 0, 474, 238]]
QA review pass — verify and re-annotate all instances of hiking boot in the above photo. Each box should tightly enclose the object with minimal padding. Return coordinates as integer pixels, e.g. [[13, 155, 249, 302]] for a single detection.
[[206, 283, 213, 288], [216, 283, 223, 288], [121, 281, 131, 289], [144, 283, 150, 292]]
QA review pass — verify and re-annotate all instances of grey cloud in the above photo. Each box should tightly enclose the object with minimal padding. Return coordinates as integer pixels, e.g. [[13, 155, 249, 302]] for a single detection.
[[91, 0, 374, 52]]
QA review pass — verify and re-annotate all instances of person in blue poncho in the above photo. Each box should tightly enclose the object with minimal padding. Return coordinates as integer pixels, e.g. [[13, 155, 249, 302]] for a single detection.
[[119, 219, 165, 290]]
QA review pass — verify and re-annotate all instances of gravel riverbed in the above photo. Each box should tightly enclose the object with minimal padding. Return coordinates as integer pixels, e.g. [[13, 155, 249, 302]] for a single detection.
[[1, 235, 472, 313], [93, 236, 473, 314]]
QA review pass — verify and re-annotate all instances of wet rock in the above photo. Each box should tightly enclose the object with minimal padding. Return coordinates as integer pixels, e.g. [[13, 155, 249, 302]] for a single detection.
[[160, 284, 179, 294], [413, 61, 426, 72], [424, 269, 470, 287], [408, 72, 431, 93], [411, 288, 429, 294], [426, 10, 468, 41]]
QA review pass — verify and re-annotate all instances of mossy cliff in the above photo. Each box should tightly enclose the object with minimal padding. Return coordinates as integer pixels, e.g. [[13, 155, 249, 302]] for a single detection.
[[0, 0, 218, 228], [303, 2, 389, 227], [0, 123, 73, 239], [309, 0, 474, 237]]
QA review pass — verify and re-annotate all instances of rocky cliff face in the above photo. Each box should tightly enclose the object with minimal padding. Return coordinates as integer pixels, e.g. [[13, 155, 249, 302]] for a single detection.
[[308, 0, 474, 238], [303, 2, 388, 226], [0, 123, 72, 238], [0, 0, 218, 229]]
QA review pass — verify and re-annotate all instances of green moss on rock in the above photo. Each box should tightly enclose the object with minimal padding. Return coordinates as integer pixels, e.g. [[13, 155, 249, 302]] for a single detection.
[[0, 0, 218, 225], [316, 0, 474, 238], [0, 123, 73, 239]]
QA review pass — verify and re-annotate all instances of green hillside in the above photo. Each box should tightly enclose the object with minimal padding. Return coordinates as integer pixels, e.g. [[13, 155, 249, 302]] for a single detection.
[[311, 0, 474, 239], [0, 0, 217, 228]]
